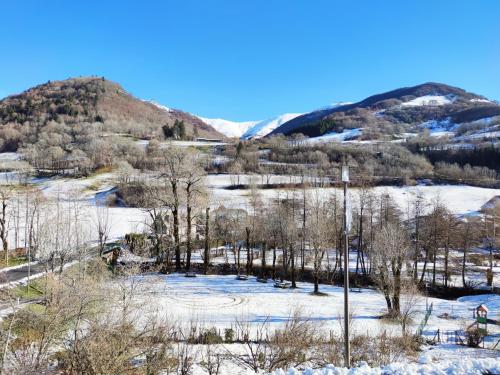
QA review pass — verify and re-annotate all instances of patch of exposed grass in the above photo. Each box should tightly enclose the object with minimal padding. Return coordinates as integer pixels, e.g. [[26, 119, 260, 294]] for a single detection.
[[0, 256, 28, 269], [91, 165, 113, 176], [14, 280, 45, 299]]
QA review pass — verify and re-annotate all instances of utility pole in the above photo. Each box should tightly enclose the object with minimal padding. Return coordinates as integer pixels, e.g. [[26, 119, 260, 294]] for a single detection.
[[342, 164, 350, 368], [204, 207, 210, 275]]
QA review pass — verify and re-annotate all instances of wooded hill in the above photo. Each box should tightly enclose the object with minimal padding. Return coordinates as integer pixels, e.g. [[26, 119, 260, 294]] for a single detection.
[[0, 77, 224, 152]]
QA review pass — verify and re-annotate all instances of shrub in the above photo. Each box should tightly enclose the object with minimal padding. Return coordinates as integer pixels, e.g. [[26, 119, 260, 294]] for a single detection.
[[465, 328, 484, 348]]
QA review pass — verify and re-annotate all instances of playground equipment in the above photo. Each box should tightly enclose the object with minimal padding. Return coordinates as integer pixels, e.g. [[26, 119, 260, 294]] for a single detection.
[[470, 304, 489, 335]]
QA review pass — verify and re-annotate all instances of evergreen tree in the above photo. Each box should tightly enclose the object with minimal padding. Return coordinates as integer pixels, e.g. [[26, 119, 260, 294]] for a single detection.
[[178, 120, 186, 139]]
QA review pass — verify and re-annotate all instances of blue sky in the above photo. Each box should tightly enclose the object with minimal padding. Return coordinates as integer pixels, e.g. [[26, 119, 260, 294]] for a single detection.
[[0, 1, 499, 120]]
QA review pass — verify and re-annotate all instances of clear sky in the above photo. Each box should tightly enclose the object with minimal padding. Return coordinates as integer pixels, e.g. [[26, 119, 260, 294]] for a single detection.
[[0, 0, 499, 121]]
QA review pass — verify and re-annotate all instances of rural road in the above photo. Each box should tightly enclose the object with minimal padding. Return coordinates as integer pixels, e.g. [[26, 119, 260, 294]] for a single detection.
[[0, 262, 48, 284]]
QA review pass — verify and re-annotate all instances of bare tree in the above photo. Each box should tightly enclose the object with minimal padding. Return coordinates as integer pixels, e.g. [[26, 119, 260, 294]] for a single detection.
[[94, 203, 111, 257], [399, 282, 422, 335], [307, 192, 331, 294], [0, 187, 12, 262], [372, 221, 410, 317], [159, 145, 189, 271], [183, 151, 207, 272]]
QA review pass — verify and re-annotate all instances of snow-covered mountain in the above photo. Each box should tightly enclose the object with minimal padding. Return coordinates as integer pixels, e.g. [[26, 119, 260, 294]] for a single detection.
[[241, 113, 302, 139], [197, 113, 303, 139], [268, 82, 500, 138], [197, 117, 260, 138]]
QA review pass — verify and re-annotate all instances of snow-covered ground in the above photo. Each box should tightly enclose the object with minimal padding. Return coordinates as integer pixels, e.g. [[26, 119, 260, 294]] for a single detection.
[[418, 118, 457, 137], [209, 178, 500, 215], [268, 355, 500, 375], [401, 95, 455, 107], [129, 274, 500, 345], [0, 152, 21, 161], [135, 139, 226, 148], [300, 129, 362, 144], [2, 166, 498, 249]]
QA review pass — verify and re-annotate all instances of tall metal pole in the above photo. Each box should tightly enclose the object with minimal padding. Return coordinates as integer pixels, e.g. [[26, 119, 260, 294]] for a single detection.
[[342, 165, 350, 368]]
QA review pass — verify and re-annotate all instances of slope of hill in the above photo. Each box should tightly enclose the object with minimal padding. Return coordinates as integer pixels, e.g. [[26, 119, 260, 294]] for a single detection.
[[269, 83, 500, 138], [0, 77, 224, 152]]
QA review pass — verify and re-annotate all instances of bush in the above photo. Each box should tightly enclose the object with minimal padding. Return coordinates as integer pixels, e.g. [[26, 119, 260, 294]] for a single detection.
[[224, 328, 235, 343], [465, 328, 484, 348]]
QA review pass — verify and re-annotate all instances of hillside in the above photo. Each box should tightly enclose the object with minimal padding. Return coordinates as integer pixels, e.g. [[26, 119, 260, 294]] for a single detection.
[[269, 82, 500, 138], [0, 77, 224, 152]]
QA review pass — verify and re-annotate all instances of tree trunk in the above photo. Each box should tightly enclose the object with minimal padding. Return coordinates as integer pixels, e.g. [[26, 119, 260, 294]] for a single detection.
[[290, 243, 296, 288], [462, 246, 468, 288], [272, 247, 276, 280], [419, 246, 429, 285], [413, 216, 420, 281], [185, 194, 192, 272], [172, 182, 181, 271], [1, 199, 8, 263], [444, 245, 449, 288], [261, 241, 267, 278]]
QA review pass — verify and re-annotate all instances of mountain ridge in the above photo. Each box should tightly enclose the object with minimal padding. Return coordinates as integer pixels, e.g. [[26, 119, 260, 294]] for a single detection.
[[268, 82, 500, 138]]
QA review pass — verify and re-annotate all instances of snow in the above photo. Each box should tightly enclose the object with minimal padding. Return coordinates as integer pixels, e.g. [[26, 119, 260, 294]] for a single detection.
[[145, 100, 173, 112], [401, 95, 455, 107], [210, 180, 500, 216], [302, 129, 362, 144], [470, 98, 493, 103], [418, 118, 457, 137], [457, 294, 500, 311], [0, 152, 21, 161], [198, 117, 261, 138], [314, 102, 354, 111], [197, 113, 303, 139], [270, 356, 500, 374], [136, 139, 226, 148], [456, 130, 500, 141], [242, 113, 303, 139], [129, 274, 499, 335], [10, 172, 495, 250]]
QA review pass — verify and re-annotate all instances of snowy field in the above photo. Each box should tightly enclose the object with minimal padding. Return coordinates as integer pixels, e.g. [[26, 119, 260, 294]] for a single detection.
[[209, 175, 500, 216], [135, 139, 226, 148], [3, 169, 499, 249], [128, 274, 500, 341], [120, 273, 500, 374], [266, 355, 500, 375]]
